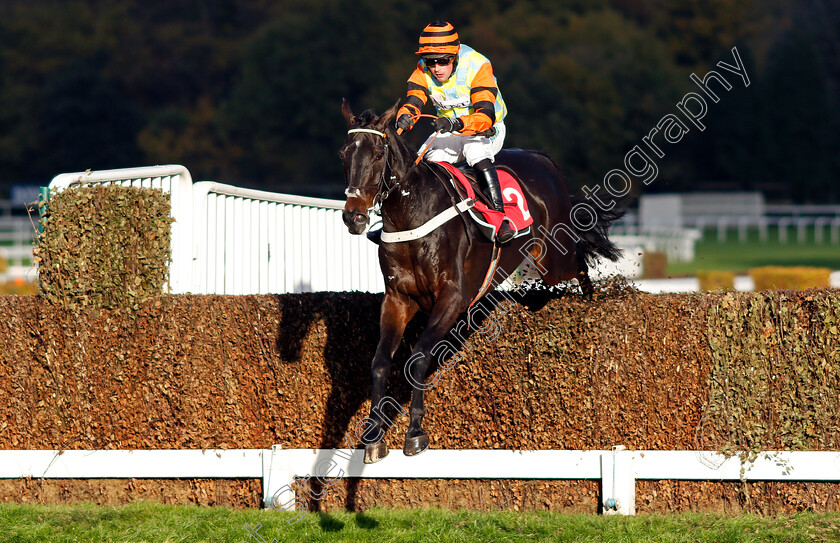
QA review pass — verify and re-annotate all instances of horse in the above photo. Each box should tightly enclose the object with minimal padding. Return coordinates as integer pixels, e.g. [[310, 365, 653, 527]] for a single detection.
[[339, 99, 624, 463]]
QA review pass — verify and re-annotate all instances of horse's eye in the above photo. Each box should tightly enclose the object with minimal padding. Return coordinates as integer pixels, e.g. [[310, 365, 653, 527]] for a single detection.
[[375, 151, 384, 161]]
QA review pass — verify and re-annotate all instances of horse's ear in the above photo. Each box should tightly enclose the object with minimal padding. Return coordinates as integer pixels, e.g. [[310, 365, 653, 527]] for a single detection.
[[341, 98, 356, 127], [378, 99, 401, 128]]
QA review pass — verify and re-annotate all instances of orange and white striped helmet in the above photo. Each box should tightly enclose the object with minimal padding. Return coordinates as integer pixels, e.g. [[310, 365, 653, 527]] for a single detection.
[[416, 21, 460, 57]]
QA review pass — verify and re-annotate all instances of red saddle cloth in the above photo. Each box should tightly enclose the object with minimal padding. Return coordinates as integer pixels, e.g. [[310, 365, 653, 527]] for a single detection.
[[436, 162, 534, 234]]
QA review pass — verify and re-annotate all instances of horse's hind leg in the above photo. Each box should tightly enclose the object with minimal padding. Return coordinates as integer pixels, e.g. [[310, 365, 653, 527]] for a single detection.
[[402, 293, 464, 457], [364, 291, 417, 464], [522, 229, 578, 291]]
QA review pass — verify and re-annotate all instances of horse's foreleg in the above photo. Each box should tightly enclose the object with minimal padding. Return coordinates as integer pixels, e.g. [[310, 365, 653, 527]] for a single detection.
[[402, 297, 463, 457], [364, 291, 416, 464]]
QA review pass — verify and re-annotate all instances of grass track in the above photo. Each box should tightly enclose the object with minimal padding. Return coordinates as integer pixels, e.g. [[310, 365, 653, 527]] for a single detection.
[[2, 502, 840, 542], [666, 227, 840, 276]]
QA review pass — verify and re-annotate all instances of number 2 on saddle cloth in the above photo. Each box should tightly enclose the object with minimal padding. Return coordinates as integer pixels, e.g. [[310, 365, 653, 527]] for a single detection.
[[434, 161, 533, 242]]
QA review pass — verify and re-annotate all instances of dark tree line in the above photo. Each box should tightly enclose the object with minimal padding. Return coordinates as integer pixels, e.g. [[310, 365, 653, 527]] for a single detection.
[[0, 0, 837, 202]]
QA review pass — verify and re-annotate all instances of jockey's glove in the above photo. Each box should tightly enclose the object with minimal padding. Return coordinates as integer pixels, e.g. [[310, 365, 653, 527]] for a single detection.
[[395, 114, 415, 131], [433, 116, 464, 133]]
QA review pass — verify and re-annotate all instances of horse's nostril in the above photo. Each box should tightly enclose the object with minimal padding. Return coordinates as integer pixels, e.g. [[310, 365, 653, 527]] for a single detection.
[[342, 210, 368, 232]]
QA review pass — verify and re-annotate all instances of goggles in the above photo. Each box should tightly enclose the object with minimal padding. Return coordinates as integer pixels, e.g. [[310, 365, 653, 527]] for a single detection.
[[425, 56, 455, 67]]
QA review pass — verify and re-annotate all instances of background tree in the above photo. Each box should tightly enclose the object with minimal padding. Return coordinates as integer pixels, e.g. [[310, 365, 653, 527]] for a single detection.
[[0, 0, 835, 203]]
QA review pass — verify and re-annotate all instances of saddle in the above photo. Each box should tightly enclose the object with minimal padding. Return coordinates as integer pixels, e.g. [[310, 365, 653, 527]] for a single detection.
[[434, 162, 533, 242]]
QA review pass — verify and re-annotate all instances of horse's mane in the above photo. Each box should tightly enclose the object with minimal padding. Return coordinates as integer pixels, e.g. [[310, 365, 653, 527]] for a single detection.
[[354, 108, 418, 160], [357, 109, 378, 125]]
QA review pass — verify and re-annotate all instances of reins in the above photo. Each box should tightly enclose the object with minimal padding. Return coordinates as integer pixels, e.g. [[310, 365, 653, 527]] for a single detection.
[[346, 114, 498, 207], [346, 115, 506, 314], [396, 113, 440, 165], [346, 114, 439, 207]]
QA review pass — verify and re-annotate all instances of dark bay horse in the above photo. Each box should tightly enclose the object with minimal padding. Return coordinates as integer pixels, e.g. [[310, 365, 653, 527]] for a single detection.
[[340, 99, 623, 463]]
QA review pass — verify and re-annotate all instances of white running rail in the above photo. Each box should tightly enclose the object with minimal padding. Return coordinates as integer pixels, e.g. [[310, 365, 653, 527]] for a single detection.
[[3, 447, 840, 515]]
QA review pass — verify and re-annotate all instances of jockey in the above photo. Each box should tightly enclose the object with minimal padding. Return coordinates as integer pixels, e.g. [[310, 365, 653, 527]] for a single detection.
[[395, 20, 515, 245]]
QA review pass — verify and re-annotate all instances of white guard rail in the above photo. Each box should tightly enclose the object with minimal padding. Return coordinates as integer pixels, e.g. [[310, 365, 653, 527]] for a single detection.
[[3, 448, 840, 516], [48, 165, 384, 294], [191, 182, 383, 295]]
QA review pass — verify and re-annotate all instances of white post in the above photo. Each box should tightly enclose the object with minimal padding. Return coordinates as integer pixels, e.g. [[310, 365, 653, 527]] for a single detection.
[[796, 218, 809, 244], [716, 217, 728, 242], [738, 217, 750, 243], [779, 217, 791, 244], [601, 445, 635, 515], [815, 217, 829, 244], [262, 445, 296, 511]]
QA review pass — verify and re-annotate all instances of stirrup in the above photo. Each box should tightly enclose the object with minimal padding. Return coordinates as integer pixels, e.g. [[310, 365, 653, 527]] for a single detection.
[[495, 219, 515, 244]]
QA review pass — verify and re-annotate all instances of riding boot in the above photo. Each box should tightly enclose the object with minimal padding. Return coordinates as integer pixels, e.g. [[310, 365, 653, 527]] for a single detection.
[[478, 163, 515, 244]]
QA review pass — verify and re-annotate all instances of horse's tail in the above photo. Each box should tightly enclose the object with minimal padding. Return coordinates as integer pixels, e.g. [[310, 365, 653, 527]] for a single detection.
[[569, 194, 627, 266], [535, 150, 627, 266]]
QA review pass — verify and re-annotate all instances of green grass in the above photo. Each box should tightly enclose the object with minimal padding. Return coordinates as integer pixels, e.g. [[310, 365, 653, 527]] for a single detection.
[[2, 503, 840, 542], [666, 227, 840, 276]]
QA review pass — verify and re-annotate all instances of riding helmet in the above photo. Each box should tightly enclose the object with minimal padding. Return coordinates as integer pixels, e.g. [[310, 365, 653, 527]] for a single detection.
[[416, 20, 460, 58]]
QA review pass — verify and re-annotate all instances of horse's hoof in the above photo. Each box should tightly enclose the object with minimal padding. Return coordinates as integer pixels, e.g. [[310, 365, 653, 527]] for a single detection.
[[403, 433, 430, 456], [364, 442, 389, 464]]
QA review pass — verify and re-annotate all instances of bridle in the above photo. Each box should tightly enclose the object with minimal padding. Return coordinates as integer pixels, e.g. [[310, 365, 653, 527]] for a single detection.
[[343, 128, 400, 211]]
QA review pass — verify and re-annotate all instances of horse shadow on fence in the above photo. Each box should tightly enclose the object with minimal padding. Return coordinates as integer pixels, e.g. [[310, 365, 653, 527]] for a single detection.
[[270, 283, 579, 513], [271, 292, 407, 512]]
